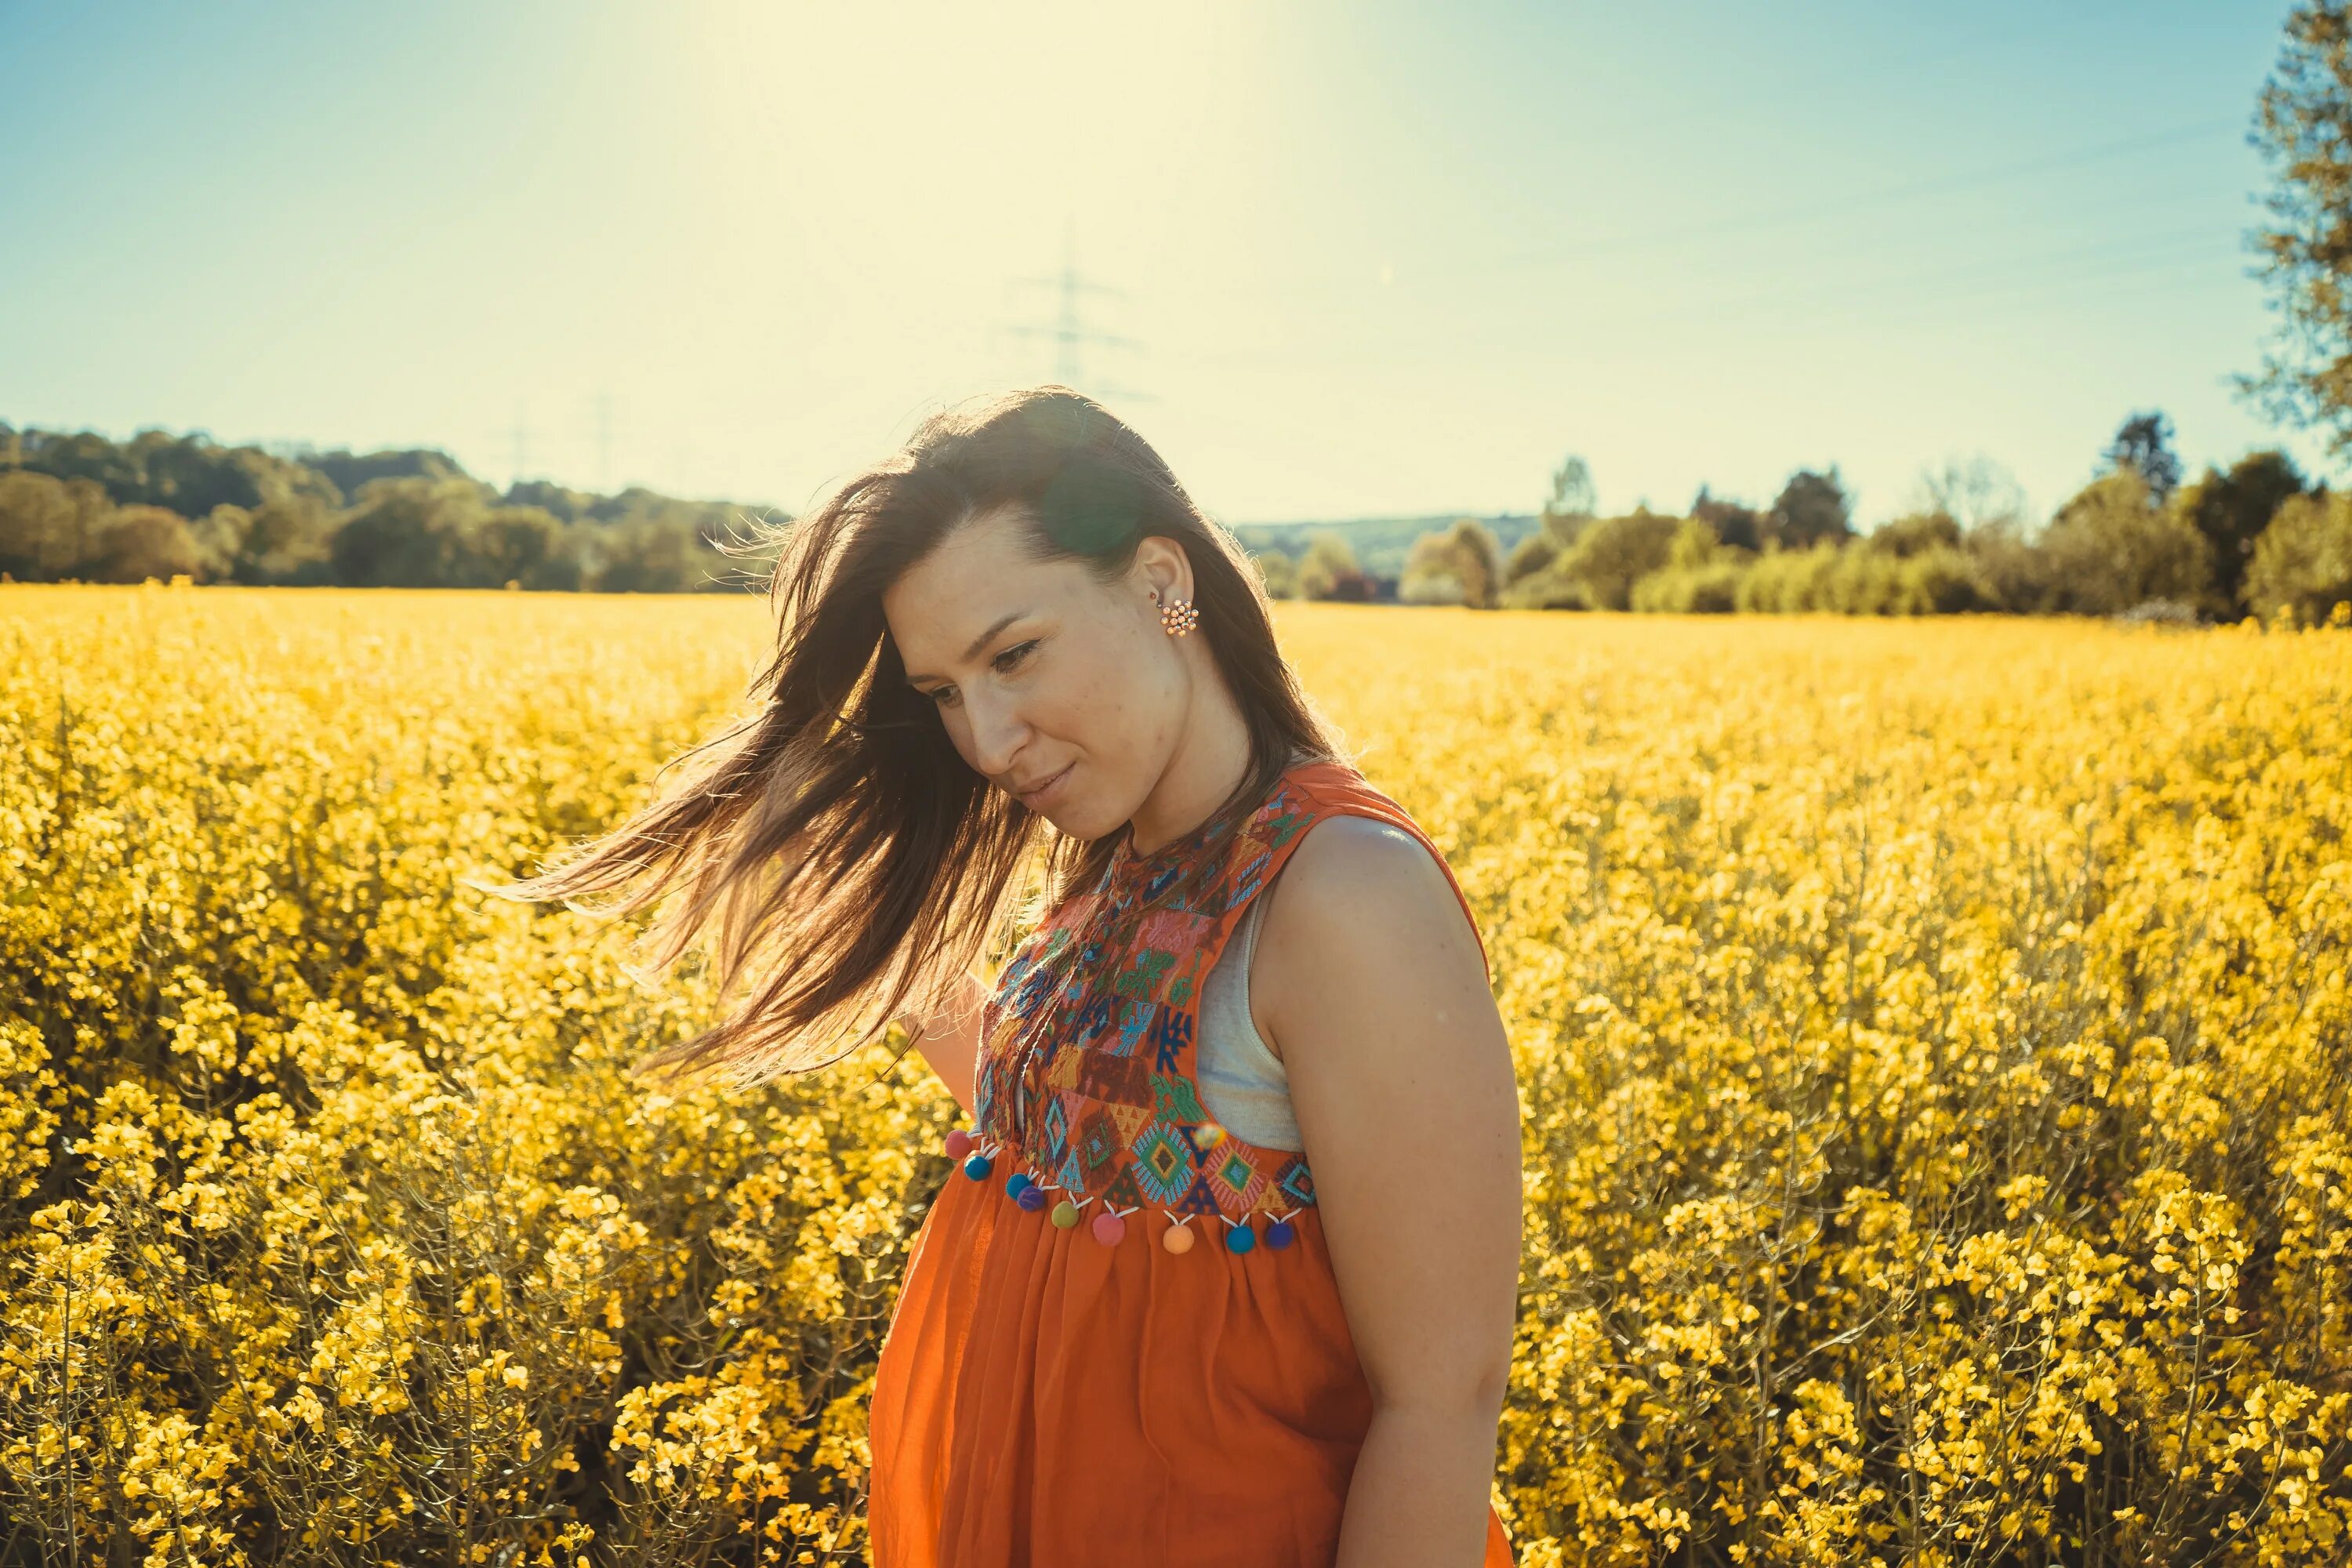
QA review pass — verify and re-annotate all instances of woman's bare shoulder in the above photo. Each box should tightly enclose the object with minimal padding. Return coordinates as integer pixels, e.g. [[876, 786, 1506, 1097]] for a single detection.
[[1279, 812, 1445, 905], [1251, 812, 1475, 1047]]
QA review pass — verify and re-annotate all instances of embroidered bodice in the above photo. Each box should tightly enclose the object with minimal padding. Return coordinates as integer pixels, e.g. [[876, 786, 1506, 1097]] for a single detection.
[[949, 758, 1353, 1250]]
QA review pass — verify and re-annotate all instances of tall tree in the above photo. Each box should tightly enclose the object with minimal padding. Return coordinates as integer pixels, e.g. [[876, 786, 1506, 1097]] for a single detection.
[[2240, 2, 2352, 466], [1690, 485, 1766, 552], [1553, 511, 1681, 610], [2043, 469, 2213, 615], [2173, 449, 2313, 614], [2103, 411, 2183, 506], [1401, 517, 1503, 608], [1768, 466, 1854, 549], [1540, 453, 1597, 545], [1910, 452, 2029, 537], [1297, 532, 1375, 602]]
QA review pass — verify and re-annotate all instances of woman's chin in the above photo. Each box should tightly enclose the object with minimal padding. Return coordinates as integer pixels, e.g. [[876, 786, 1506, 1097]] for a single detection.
[[1025, 797, 1109, 838], [1031, 803, 1090, 835]]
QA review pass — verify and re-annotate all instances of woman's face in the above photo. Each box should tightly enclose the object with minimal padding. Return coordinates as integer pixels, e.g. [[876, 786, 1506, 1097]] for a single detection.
[[883, 505, 1192, 839]]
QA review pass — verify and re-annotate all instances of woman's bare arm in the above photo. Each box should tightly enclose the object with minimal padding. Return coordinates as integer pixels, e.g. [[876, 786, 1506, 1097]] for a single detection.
[[1257, 815, 1523, 1568], [895, 968, 985, 1121]]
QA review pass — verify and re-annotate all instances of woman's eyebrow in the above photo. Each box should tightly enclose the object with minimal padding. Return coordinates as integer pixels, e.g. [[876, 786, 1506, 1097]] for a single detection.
[[903, 608, 1030, 684]]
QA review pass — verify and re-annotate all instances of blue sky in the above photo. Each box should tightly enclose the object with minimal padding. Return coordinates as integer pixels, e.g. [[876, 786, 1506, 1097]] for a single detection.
[[0, 0, 2314, 529]]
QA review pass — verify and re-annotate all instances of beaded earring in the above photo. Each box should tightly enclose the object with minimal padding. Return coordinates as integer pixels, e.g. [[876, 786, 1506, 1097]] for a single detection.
[[1152, 589, 1199, 637]]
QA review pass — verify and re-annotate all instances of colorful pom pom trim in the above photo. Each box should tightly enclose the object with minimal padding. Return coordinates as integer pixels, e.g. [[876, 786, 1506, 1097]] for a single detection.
[[945, 1128, 1302, 1254]]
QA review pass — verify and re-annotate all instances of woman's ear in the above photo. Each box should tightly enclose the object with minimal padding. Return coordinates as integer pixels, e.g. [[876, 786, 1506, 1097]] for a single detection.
[[1132, 534, 1194, 604]]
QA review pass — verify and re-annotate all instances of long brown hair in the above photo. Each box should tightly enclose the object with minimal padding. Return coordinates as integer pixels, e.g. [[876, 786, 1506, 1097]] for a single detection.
[[469, 385, 1350, 1091]]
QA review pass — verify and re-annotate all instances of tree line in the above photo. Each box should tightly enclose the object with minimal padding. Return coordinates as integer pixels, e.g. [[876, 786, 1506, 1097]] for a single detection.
[[8, 412, 2348, 625], [1260, 413, 2352, 626], [0, 424, 774, 592]]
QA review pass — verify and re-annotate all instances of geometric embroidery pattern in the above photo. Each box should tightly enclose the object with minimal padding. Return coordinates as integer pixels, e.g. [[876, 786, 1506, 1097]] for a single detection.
[[974, 758, 1395, 1221]]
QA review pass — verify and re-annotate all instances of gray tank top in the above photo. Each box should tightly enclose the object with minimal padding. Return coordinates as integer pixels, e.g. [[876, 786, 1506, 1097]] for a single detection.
[[1194, 877, 1302, 1150]]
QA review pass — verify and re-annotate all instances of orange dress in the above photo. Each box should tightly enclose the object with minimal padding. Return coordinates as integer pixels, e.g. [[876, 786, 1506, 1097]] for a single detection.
[[867, 757, 1518, 1566]]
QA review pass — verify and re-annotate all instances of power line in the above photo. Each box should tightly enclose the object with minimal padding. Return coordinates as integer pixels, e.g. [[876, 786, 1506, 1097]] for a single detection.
[[593, 392, 614, 492], [1188, 218, 2254, 370], [1164, 112, 2251, 303], [503, 401, 532, 488], [1467, 113, 2250, 279], [1001, 216, 1153, 403], [1676, 219, 2242, 328], [1783, 250, 2251, 339]]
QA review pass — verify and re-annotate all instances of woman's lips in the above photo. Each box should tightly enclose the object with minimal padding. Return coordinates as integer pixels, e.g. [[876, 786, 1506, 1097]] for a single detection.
[[1018, 761, 1073, 808]]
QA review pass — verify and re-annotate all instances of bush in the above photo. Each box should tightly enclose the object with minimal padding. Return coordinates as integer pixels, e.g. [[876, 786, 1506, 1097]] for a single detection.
[[1550, 511, 1681, 611], [1893, 546, 1995, 615], [1866, 510, 1964, 558], [1818, 546, 1907, 615], [1250, 549, 1299, 599], [0, 470, 108, 580], [1630, 560, 1744, 613], [2041, 470, 2213, 615], [2245, 489, 2352, 628], [1958, 516, 2042, 614], [1498, 568, 1594, 610], [1503, 532, 1560, 586], [88, 503, 205, 584], [1736, 539, 1842, 612], [2174, 450, 2310, 616], [1400, 519, 1503, 608]]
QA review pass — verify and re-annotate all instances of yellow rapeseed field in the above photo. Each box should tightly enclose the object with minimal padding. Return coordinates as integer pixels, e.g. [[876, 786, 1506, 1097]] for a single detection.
[[2, 583, 2348, 1566]]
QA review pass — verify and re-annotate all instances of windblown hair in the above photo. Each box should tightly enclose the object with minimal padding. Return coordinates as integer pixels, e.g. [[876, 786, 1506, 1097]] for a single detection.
[[470, 386, 1348, 1092]]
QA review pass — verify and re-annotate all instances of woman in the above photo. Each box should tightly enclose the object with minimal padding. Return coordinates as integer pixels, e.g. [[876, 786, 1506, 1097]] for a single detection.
[[502, 387, 1522, 1566]]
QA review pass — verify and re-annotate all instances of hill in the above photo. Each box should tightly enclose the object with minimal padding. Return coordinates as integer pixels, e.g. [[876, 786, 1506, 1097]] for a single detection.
[[1229, 512, 1541, 577]]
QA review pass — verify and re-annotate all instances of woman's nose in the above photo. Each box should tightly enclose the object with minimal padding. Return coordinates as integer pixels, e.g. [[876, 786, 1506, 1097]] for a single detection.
[[962, 693, 1030, 779]]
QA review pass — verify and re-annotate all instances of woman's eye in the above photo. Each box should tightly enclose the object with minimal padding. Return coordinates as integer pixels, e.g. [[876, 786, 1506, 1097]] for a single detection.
[[927, 641, 1036, 707]]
